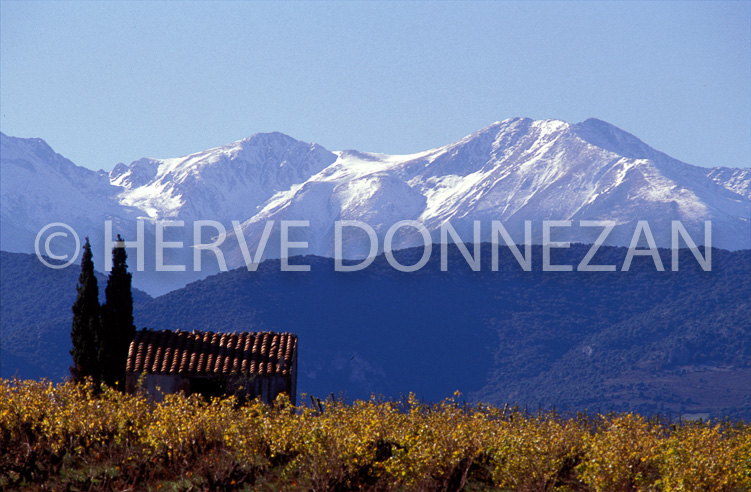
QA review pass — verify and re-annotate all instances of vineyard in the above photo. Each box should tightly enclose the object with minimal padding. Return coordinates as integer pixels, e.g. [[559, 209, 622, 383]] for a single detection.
[[1, 379, 749, 491]]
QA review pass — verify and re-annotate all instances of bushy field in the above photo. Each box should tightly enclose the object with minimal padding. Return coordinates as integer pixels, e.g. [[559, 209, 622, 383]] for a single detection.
[[1, 380, 749, 491]]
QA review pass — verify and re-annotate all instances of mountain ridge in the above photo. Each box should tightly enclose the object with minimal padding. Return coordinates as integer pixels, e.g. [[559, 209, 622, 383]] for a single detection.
[[2, 119, 749, 295]]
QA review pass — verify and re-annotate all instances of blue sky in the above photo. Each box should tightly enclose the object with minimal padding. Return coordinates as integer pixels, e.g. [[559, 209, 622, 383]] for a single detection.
[[1, 1, 749, 171]]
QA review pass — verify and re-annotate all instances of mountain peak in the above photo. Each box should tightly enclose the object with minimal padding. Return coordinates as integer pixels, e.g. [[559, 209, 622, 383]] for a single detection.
[[241, 130, 293, 142], [0, 132, 93, 180], [238, 131, 316, 149], [1, 133, 56, 158], [572, 118, 660, 160]]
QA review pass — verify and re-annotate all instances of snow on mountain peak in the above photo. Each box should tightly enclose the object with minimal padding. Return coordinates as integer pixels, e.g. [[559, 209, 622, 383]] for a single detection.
[[1, 119, 750, 294], [572, 118, 661, 161], [111, 131, 337, 221], [214, 117, 750, 267], [110, 158, 161, 189]]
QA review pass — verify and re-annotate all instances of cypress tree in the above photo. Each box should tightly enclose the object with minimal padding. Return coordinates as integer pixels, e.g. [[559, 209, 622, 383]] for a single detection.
[[70, 237, 101, 384], [100, 234, 136, 390]]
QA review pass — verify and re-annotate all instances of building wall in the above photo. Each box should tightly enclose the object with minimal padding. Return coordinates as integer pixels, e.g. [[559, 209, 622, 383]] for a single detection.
[[234, 374, 293, 405], [126, 371, 296, 405], [125, 373, 184, 402]]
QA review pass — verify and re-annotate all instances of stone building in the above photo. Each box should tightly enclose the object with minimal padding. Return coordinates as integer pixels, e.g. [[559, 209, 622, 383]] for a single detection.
[[125, 328, 298, 404]]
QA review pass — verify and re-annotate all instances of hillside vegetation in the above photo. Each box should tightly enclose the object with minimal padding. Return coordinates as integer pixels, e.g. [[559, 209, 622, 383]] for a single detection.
[[1, 245, 749, 418], [2, 379, 750, 491]]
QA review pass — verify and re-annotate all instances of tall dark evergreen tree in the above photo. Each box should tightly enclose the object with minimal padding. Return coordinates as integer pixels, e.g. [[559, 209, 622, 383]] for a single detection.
[[70, 237, 101, 384], [100, 234, 136, 390]]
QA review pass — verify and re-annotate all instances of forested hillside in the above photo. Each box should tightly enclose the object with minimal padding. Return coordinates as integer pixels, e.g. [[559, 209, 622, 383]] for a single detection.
[[1, 245, 749, 418], [0, 252, 151, 379]]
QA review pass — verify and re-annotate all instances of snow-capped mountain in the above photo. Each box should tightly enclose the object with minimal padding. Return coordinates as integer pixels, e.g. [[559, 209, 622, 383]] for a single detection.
[[1, 118, 749, 294], [225, 117, 750, 260], [0, 133, 142, 253], [109, 132, 336, 222]]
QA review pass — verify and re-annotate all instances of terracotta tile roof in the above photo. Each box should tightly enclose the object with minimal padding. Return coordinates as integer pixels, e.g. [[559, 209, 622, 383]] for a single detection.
[[126, 329, 297, 377]]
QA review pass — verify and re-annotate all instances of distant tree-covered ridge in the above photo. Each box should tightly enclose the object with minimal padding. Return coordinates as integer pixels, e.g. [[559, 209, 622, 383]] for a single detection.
[[0, 251, 150, 381], [1, 244, 749, 418]]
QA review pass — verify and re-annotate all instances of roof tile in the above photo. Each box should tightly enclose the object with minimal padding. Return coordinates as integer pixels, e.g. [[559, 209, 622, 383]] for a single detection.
[[127, 329, 297, 377]]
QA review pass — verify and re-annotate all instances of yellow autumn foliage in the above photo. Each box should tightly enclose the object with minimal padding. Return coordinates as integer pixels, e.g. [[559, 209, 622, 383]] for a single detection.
[[0, 379, 748, 491]]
